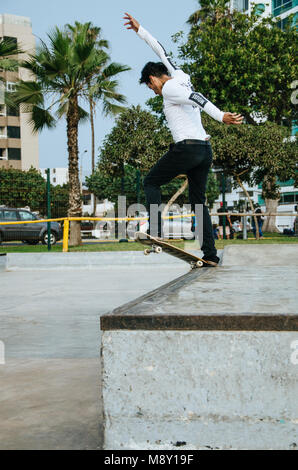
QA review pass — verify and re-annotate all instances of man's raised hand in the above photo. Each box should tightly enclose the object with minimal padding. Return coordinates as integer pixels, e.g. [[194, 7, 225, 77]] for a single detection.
[[223, 112, 244, 125], [123, 13, 140, 33]]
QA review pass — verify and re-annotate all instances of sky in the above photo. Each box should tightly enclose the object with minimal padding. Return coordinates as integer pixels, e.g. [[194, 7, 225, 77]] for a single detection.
[[1, 0, 197, 177]]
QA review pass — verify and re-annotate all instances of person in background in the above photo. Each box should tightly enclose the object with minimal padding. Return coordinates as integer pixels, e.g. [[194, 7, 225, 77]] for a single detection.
[[252, 204, 264, 239], [217, 202, 232, 239]]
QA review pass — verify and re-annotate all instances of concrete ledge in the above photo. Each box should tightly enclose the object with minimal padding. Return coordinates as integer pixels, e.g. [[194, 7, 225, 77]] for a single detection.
[[101, 245, 298, 449], [101, 266, 298, 330], [222, 244, 298, 266], [4, 251, 188, 270]]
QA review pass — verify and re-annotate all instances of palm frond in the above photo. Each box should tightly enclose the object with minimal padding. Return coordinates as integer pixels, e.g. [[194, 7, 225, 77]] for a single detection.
[[0, 37, 22, 57], [78, 105, 89, 123], [102, 62, 131, 79], [102, 98, 126, 117], [11, 81, 44, 107], [29, 105, 56, 133], [0, 57, 19, 72], [56, 100, 69, 119]]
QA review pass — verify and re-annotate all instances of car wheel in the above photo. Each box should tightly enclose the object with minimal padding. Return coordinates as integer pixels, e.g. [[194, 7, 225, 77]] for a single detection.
[[42, 231, 57, 245], [0, 232, 2, 245]]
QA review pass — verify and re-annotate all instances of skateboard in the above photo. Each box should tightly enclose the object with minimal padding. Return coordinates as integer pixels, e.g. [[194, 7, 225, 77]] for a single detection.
[[135, 232, 215, 269]]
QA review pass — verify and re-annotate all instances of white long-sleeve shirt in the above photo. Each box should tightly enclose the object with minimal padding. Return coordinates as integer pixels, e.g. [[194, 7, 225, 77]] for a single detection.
[[137, 25, 224, 143]]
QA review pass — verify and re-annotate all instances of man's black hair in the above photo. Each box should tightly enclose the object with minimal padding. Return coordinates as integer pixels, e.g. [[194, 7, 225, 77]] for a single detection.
[[139, 62, 169, 85]]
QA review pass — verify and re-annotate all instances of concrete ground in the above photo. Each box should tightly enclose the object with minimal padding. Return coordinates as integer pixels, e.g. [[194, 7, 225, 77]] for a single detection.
[[1, 245, 296, 450], [0, 252, 189, 450]]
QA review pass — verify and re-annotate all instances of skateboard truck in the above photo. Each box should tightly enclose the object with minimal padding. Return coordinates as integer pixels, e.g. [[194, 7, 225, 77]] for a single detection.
[[143, 244, 163, 255]]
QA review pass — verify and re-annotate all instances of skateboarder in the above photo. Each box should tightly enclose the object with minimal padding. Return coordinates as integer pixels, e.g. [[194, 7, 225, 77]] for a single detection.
[[123, 13, 243, 265]]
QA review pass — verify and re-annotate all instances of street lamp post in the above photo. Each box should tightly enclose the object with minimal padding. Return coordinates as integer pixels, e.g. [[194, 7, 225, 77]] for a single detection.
[[80, 150, 88, 193]]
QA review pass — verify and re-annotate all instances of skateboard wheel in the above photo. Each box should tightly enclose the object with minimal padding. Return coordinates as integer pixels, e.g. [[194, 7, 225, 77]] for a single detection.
[[155, 246, 162, 254], [144, 248, 151, 255], [196, 260, 204, 267]]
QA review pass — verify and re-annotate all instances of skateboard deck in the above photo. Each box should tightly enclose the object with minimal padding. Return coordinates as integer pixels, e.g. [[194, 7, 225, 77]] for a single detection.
[[136, 232, 215, 269]]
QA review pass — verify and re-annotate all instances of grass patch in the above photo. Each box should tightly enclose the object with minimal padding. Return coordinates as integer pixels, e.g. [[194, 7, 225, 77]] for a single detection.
[[0, 232, 297, 253]]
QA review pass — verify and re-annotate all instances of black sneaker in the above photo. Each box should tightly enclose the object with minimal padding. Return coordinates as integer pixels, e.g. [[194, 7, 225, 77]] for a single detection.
[[202, 255, 220, 267]]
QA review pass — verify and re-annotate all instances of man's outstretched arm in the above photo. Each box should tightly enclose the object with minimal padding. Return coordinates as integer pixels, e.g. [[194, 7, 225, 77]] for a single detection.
[[124, 13, 243, 125], [123, 12, 177, 75], [163, 81, 243, 125]]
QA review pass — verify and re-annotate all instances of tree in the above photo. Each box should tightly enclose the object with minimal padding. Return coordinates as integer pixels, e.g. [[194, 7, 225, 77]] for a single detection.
[[0, 167, 46, 211], [176, 7, 297, 128], [86, 164, 205, 210], [11, 23, 130, 246], [98, 105, 172, 176], [66, 22, 129, 215], [202, 115, 298, 235], [253, 124, 298, 231], [160, 3, 297, 230], [187, 0, 231, 27], [0, 167, 69, 218], [50, 184, 69, 218]]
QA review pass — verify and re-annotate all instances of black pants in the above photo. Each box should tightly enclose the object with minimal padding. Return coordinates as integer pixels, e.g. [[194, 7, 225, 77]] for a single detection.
[[143, 140, 217, 258]]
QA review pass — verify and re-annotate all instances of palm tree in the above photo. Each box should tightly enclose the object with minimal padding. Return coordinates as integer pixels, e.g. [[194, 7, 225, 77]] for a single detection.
[[66, 22, 129, 215], [0, 37, 21, 104], [187, 0, 231, 27], [11, 23, 130, 245]]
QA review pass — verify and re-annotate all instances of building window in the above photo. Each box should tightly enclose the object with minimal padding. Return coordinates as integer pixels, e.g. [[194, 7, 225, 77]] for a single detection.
[[53, 168, 56, 173], [280, 192, 298, 204], [253, 3, 266, 15], [3, 36, 17, 47], [3, 210, 17, 221], [7, 126, 20, 138], [276, 15, 290, 29], [7, 105, 19, 117], [8, 148, 21, 160], [0, 148, 7, 159], [0, 105, 5, 116], [6, 82, 16, 92], [272, 0, 294, 17], [233, 0, 248, 11], [0, 127, 6, 138], [53, 177, 56, 183]]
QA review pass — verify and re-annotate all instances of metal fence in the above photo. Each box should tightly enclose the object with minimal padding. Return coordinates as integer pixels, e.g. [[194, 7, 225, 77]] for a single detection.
[[0, 212, 297, 252]]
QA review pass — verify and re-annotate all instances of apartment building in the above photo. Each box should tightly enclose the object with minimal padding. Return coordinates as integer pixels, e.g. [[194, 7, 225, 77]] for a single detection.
[[40, 168, 69, 186], [0, 14, 39, 171], [231, 0, 297, 24]]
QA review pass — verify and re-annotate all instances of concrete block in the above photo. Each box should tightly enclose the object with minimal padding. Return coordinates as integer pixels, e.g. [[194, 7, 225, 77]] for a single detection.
[[102, 330, 298, 450]]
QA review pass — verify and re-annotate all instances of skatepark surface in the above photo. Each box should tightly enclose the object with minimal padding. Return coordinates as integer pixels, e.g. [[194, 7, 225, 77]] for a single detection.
[[0, 244, 297, 449]]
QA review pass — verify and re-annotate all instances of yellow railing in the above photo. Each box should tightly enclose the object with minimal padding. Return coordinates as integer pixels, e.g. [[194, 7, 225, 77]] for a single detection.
[[0, 213, 296, 253]]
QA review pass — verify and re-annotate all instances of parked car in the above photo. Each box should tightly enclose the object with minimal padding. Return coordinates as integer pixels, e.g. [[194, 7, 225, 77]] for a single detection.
[[0, 207, 62, 245], [127, 211, 194, 240]]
